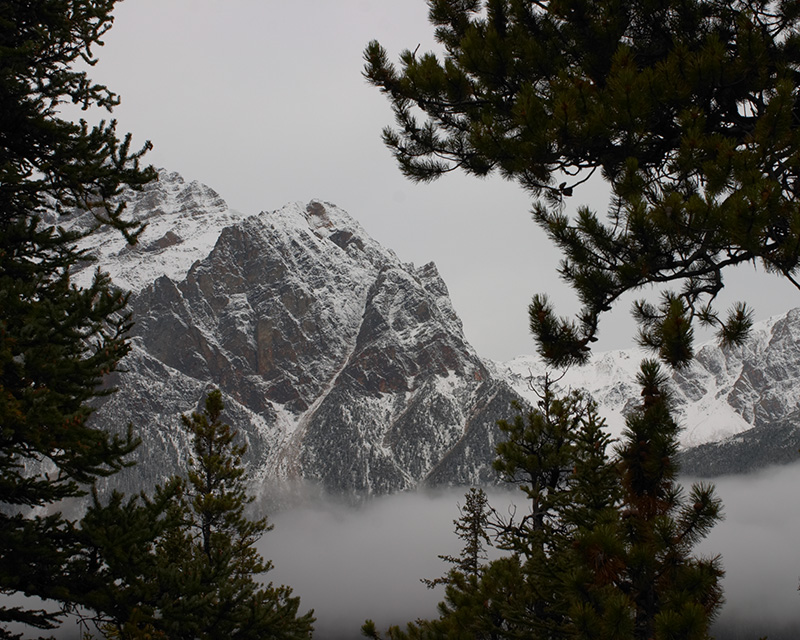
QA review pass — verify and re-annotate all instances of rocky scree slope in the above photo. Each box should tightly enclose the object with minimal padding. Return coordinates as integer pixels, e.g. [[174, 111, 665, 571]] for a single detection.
[[71, 171, 521, 498]]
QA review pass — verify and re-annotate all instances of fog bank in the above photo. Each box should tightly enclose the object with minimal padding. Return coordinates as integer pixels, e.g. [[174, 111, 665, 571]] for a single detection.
[[9, 463, 798, 640], [694, 462, 800, 637], [265, 465, 800, 638], [264, 488, 517, 639]]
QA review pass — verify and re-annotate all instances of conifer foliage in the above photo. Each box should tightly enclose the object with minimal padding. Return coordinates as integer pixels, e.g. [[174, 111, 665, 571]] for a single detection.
[[0, 0, 155, 635], [612, 362, 723, 640], [365, 0, 800, 367], [421, 487, 494, 589], [157, 389, 314, 640], [78, 390, 315, 640], [365, 363, 723, 639]]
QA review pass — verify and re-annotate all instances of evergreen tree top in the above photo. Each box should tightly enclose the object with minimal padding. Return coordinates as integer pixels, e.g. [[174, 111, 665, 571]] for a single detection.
[[366, 0, 800, 367], [0, 0, 155, 238]]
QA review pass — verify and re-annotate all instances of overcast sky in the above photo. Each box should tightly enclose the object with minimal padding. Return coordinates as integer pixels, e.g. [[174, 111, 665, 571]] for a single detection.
[[69, 7, 800, 636], [88, 0, 799, 361]]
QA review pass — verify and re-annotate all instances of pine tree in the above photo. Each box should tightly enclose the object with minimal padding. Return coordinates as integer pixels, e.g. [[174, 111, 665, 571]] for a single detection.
[[422, 487, 494, 589], [72, 483, 182, 639], [0, 1, 155, 635], [365, 384, 609, 640], [364, 0, 800, 367], [366, 368, 723, 640], [364, 489, 525, 640], [492, 385, 619, 639], [553, 395, 627, 640], [611, 361, 724, 640], [131, 390, 313, 640], [77, 390, 314, 639], [420, 488, 514, 640], [496, 367, 723, 640]]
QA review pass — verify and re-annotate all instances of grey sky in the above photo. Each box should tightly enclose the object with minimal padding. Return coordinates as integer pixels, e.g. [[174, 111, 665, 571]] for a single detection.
[[74, 6, 800, 635], [91, 0, 798, 361]]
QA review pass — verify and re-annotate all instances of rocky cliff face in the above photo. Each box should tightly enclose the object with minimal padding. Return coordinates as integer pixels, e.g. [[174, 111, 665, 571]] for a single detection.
[[74, 170, 800, 495], [675, 313, 800, 476], [77, 171, 522, 499]]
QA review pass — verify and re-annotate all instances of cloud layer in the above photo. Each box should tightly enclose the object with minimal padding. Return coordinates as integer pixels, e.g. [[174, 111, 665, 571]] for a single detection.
[[265, 464, 800, 638], [264, 489, 482, 638]]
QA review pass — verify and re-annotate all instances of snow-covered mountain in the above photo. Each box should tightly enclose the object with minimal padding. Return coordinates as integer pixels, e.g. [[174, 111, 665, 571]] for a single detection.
[[71, 170, 800, 498], [499, 313, 800, 476], [72, 171, 519, 499], [500, 309, 800, 447]]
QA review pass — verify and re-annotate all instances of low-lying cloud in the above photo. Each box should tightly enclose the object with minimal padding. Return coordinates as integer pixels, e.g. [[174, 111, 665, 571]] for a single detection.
[[264, 488, 499, 639], [693, 462, 800, 638], [265, 464, 800, 638], [8, 463, 799, 639]]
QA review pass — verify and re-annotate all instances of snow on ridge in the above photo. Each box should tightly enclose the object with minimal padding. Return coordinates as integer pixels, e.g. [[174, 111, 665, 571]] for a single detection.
[[494, 311, 800, 449], [495, 349, 646, 442], [70, 169, 252, 292], [258, 199, 399, 267], [66, 167, 419, 314], [70, 177, 399, 298]]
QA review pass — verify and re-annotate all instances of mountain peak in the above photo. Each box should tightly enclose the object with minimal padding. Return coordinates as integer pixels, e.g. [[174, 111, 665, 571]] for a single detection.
[[69, 169, 250, 292], [72, 169, 800, 496], [82, 171, 516, 498]]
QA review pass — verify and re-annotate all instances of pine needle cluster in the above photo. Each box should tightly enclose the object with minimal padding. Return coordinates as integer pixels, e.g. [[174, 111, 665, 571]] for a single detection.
[[365, 0, 800, 367]]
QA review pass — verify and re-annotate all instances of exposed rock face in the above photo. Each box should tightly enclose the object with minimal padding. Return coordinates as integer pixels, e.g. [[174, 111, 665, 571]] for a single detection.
[[81, 172, 523, 498], [674, 312, 800, 476], [76, 170, 800, 493], [662, 313, 800, 437]]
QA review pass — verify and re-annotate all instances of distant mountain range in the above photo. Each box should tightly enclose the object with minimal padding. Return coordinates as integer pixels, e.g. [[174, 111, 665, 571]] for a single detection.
[[502, 310, 800, 477], [67, 170, 800, 499]]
